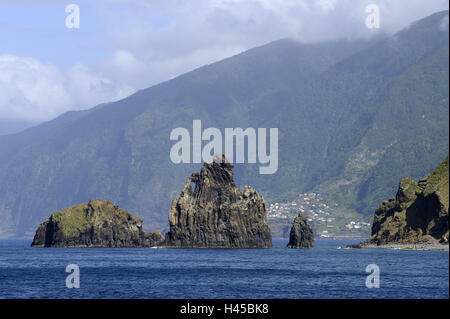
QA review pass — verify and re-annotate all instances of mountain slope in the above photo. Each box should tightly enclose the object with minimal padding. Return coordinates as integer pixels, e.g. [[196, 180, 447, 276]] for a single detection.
[[0, 11, 448, 237], [284, 10, 449, 214], [0, 37, 379, 236], [310, 23, 449, 214]]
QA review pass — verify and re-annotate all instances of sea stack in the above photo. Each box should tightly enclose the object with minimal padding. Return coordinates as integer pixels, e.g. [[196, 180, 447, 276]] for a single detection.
[[31, 199, 164, 247], [164, 155, 272, 248], [286, 212, 314, 248], [352, 156, 449, 248]]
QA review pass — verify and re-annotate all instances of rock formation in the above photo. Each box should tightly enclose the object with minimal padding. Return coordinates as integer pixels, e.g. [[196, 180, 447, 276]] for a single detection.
[[31, 199, 164, 247], [286, 212, 314, 248], [164, 155, 272, 248], [354, 156, 449, 248]]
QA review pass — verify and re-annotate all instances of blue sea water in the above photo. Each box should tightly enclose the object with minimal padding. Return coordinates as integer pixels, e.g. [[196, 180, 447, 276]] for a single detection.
[[0, 239, 448, 299]]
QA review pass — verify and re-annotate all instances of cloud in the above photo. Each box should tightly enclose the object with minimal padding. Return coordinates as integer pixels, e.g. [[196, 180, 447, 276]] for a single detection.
[[0, 55, 133, 122], [0, 0, 448, 123], [439, 14, 449, 31], [98, 0, 449, 90]]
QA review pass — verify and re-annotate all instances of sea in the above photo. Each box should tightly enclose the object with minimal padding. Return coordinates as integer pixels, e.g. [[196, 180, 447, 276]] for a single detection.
[[0, 239, 448, 299]]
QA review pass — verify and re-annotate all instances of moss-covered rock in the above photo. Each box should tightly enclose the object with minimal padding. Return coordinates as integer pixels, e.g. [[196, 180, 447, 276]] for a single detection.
[[363, 156, 449, 246], [31, 199, 164, 247]]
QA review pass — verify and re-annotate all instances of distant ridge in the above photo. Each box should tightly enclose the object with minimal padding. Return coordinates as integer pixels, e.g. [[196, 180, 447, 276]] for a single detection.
[[0, 10, 448, 237]]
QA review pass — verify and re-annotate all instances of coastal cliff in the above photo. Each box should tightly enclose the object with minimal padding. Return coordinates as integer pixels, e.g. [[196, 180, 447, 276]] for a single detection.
[[164, 155, 272, 248], [31, 199, 164, 247], [286, 212, 314, 248], [352, 156, 449, 249]]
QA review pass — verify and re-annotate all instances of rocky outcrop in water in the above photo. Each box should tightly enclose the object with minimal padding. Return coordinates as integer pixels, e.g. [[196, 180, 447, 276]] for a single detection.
[[31, 199, 164, 247], [352, 156, 449, 248], [286, 212, 314, 248], [164, 155, 272, 248]]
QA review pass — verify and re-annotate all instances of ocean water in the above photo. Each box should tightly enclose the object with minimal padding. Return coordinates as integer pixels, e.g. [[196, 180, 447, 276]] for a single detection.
[[0, 239, 447, 299]]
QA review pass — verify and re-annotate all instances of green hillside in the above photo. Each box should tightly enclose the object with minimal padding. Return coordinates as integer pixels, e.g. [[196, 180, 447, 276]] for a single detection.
[[0, 11, 448, 237]]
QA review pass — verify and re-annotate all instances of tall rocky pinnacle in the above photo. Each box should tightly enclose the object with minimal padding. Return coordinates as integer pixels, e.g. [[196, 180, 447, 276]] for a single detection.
[[286, 212, 314, 248], [31, 199, 164, 247], [164, 155, 272, 248], [354, 156, 449, 248]]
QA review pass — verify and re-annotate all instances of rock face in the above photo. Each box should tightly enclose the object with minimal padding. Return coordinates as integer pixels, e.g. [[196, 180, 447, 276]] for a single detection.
[[360, 156, 449, 247], [31, 199, 164, 247], [164, 155, 272, 248], [286, 212, 314, 248]]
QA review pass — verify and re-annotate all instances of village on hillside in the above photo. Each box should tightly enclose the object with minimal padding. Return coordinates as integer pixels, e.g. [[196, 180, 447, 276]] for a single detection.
[[267, 192, 372, 239]]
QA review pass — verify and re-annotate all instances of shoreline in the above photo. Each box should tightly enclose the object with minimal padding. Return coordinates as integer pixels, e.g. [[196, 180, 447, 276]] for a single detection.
[[343, 242, 449, 251]]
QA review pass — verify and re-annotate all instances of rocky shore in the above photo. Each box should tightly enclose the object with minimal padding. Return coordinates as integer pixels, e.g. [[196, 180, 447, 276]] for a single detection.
[[345, 242, 449, 251], [347, 156, 449, 250]]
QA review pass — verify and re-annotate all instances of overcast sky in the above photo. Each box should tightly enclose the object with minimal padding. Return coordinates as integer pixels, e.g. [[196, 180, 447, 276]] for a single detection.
[[0, 0, 448, 124]]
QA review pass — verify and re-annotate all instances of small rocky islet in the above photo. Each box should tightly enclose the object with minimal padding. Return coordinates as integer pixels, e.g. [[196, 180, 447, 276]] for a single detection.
[[286, 212, 314, 248], [32, 155, 312, 249], [31, 199, 164, 247]]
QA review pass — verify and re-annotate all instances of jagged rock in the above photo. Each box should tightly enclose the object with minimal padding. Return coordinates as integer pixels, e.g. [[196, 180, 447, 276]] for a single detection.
[[358, 156, 449, 247], [286, 212, 314, 248], [31, 199, 164, 247], [164, 155, 272, 248]]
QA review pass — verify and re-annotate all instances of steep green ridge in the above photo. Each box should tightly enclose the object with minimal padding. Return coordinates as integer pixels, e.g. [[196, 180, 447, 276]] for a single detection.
[[365, 156, 448, 245], [314, 41, 449, 215], [0, 11, 448, 237], [238, 10, 449, 213]]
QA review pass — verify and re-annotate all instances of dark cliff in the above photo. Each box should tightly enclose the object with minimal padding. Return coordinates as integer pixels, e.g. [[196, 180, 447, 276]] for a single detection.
[[286, 212, 314, 248], [31, 199, 164, 247], [164, 155, 272, 248], [359, 156, 449, 247]]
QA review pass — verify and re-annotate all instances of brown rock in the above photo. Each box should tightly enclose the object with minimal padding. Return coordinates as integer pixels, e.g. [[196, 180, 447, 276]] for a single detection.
[[164, 155, 272, 248], [286, 212, 314, 248], [31, 199, 164, 247]]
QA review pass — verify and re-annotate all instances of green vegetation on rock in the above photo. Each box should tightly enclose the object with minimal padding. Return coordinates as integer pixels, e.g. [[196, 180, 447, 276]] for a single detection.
[[31, 199, 164, 247], [367, 156, 449, 245]]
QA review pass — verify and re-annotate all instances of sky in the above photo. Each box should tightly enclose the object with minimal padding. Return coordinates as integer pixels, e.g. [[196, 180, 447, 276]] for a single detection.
[[0, 0, 448, 125]]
